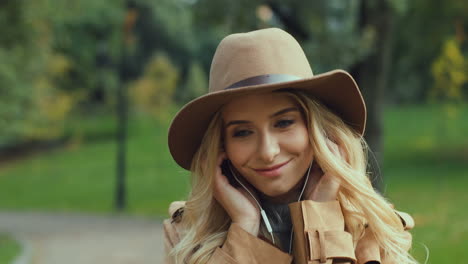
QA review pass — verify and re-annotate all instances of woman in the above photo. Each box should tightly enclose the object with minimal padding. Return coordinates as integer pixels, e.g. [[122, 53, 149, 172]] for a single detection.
[[164, 28, 416, 264]]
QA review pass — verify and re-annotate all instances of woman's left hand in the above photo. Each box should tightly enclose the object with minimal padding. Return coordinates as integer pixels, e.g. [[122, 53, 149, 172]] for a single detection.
[[303, 139, 346, 202]]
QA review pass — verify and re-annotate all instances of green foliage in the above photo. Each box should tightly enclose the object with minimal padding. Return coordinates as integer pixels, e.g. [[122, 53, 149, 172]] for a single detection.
[[431, 38, 467, 101], [46, 0, 125, 93], [390, 0, 468, 103], [0, 234, 20, 264], [129, 53, 179, 119], [192, 0, 370, 72], [146, 0, 195, 52], [25, 74, 75, 140], [0, 0, 202, 146], [0, 0, 77, 145], [428, 37, 467, 141], [180, 60, 208, 103]]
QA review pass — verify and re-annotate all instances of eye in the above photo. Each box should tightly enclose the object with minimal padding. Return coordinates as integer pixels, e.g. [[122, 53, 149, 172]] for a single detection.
[[275, 119, 295, 128], [232, 129, 252, 138]]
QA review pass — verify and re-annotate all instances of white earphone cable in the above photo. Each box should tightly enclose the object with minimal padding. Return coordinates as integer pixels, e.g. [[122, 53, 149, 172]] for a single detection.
[[288, 160, 313, 254], [228, 165, 275, 244], [228, 160, 314, 253]]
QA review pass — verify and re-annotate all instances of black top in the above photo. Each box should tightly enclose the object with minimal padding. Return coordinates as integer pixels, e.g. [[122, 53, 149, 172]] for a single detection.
[[261, 198, 294, 253]]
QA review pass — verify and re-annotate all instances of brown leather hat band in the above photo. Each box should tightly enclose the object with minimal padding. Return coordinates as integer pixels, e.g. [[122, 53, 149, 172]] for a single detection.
[[225, 74, 301, 90]]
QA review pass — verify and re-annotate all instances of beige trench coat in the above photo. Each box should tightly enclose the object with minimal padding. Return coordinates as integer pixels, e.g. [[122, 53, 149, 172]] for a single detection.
[[163, 200, 414, 264]]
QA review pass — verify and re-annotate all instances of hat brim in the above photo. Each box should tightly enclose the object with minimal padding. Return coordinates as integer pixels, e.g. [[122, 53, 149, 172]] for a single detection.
[[168, 69, 366, 170]]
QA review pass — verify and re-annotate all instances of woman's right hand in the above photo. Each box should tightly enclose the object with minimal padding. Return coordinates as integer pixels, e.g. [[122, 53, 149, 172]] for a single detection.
[[213, 154, 260, 236]]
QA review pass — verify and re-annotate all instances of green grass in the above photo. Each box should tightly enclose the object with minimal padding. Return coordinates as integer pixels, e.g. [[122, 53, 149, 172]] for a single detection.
[[0, 111, 189, 216], [0, 234, 20, 264], [383, 103, 468, 263], [0, 103, 467, 263]]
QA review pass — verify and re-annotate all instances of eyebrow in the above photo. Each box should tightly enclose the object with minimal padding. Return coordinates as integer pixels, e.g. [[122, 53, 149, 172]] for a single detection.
[[224, 107, 299, 128], [270, 107, 298, 118]]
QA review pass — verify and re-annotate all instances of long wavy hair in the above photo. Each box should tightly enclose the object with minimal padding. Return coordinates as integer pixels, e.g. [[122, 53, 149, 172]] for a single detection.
[[169, 90, 416, 264]]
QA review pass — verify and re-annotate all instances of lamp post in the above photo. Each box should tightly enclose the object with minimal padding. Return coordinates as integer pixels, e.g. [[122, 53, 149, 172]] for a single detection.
[[115, 0, 138, 211]]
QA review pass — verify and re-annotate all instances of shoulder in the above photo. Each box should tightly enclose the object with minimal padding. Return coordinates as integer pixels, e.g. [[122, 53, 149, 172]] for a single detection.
[[163, 201, 187, 247]]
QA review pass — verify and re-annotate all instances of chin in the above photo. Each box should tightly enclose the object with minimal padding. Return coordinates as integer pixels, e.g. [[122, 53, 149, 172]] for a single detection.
[[260, 186, 289, 197]]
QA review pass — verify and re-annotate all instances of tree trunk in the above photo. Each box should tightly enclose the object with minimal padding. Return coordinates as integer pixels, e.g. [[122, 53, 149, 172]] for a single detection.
[[350, 0, 395, 192]]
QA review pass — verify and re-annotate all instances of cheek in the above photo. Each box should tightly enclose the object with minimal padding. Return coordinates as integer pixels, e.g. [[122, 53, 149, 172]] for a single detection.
[[225, 141, 254, 166], [283, 128, 311, 154]]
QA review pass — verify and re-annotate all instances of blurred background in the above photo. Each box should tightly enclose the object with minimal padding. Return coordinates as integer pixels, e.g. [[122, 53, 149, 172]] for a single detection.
[[0, 0, 467, 263]]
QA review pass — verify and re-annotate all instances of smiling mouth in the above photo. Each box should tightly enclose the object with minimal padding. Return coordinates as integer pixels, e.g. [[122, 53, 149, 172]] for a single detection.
[[253, 159, 291, 177]]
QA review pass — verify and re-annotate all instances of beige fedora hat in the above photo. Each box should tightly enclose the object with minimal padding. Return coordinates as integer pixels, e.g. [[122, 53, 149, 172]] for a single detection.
[[168, 28, 366, 170]]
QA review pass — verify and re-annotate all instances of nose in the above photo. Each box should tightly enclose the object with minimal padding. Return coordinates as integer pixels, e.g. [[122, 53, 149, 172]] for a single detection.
[[257, 132, 280, 164]]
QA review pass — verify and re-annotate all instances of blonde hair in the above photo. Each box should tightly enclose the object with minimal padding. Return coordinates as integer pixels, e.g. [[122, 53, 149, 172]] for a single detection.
[[169, 90, 417, 264]]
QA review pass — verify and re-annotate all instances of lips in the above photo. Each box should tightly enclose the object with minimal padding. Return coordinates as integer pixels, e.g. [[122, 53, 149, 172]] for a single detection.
[[253, 160, 291, 178]]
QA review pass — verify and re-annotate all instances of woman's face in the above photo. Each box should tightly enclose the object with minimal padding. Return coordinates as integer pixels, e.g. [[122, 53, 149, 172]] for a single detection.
[[222, 92, 314, 197]]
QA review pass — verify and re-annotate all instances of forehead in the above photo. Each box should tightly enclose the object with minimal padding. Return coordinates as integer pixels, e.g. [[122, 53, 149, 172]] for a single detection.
[[221, 92, 296, 120]]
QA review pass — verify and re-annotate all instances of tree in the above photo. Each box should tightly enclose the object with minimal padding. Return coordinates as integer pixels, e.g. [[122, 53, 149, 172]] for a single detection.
[[345, 0, 396, 191], [0, 0, 76, 146], [390, 0, 468, 103], [129, 53, 179, 119]]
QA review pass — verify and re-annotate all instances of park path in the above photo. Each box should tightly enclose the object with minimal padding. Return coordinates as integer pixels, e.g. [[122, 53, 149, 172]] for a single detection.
[[0, 211, 165, 264]]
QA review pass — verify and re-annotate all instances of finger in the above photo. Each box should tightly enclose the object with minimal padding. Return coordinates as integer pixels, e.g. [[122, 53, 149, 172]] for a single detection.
[[217, 153, 227, 167], [326, 139, 348, 163], [336, 143, 349, 163], [214, 168, 246, 205], [213, 173, 234, 208], [311, 173, 340, 202], [214, 170, 233, 195], [213, 156, 233, 198], [326, 139, 339, 155]]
